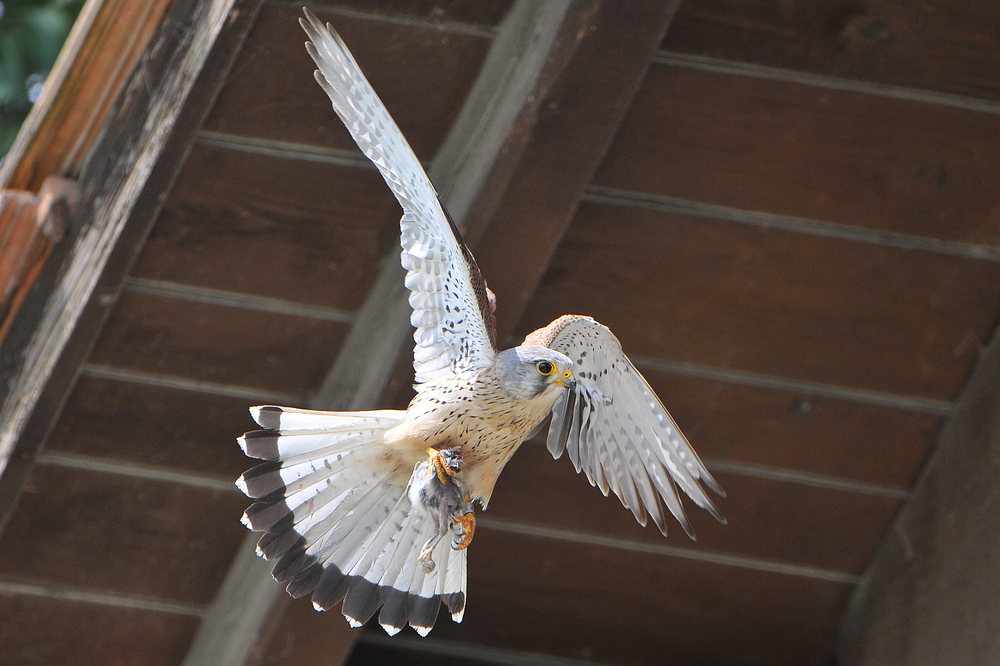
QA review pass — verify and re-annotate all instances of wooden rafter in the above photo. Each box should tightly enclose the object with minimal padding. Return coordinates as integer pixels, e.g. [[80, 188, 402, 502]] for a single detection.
[[0, 0, 265, 528], [838, 324, 1000, 664]]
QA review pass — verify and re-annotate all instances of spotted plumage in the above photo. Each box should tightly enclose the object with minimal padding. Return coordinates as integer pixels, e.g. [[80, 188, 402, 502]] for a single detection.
[[236, 9, 725, 638]]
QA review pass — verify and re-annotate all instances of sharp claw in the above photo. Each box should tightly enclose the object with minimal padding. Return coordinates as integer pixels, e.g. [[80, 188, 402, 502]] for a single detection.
[[452, 511, 476, 550], [426, 447, 455, 485]]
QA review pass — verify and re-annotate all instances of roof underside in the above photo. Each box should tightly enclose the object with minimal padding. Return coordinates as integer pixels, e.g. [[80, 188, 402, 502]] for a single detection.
[[1, 0, 999, 664]]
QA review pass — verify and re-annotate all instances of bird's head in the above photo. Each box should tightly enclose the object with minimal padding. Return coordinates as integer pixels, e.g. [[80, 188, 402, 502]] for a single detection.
[[495, 345, 576, 400]]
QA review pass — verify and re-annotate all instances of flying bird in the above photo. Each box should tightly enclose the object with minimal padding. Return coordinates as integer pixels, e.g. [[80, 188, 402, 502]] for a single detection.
[[237, 8, 725, 638]]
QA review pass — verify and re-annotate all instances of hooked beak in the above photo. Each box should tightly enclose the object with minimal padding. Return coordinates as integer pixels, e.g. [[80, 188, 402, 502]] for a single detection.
[[555, 369, 576, 390]]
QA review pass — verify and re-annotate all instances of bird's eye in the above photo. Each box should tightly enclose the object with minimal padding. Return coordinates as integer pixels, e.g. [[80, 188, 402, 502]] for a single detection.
[[535, 361, 555, 375]]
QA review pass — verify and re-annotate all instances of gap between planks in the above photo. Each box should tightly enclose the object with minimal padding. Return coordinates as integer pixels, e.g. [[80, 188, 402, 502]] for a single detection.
[[298, 1, 499, 38], [655, 51, 1000, 117], [35, 451, 862, 585], [0, 575, 205, 617], [194, 130, 1000, 266], [585, 186, 1000, 264]]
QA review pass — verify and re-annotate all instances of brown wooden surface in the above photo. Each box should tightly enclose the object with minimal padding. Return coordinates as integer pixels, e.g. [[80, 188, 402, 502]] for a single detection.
[[247, 596, 358, 666], [517, 202, 1000, 400], [46, 375, 253, 479], [0, 593, 199, 666], [665, 0, 1000, 101], [0, 192, 40, 305], [471, 0, 683, 343], [0, 0, 175, 191], [839, 319, 1000, 664], [0, 465, 246, 605], [645, 370, 940, 488], [89, 291, 347, 398], [428, 529, 852, 665], [291, 0, 515, 26], [204, 5, 491, 160], [595, 64, 1000, 246], [133, 145, 401, 310], [491, 442, 899, 573]]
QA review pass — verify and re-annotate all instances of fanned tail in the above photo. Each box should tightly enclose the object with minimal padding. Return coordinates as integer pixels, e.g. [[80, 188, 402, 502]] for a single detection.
[[238, 405, 467, 635]]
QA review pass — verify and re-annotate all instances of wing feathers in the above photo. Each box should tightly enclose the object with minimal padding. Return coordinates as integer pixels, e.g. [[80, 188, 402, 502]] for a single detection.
[[300, 9, 496, 383], [530, 315, 724, 537]]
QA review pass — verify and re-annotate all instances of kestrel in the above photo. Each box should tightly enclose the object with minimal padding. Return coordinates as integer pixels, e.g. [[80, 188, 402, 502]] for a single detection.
[[237, 9, 725, 637]]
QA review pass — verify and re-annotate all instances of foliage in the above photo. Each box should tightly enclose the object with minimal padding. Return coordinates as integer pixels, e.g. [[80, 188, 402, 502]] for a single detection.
[[0, 0, 85, 156]]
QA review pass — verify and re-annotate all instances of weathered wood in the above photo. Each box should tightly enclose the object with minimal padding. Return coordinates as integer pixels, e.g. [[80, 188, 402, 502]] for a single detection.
[[204, 5, 492, 160], [134, 144, 402, 311], [0, 191, 42, 306], [429, 528, 852, 665], [0, 593, 200, 666], [46, 374, 253, 479], [664, 0, 1000, 102], [518, 202, 1000, 400], [470, 0, 683, 343], [642, 369, 940, 489], [594, 64, 1000, 245], [0, 0, 176, 192], [181, 535, 287, 666], [838, 326, 1000, 664], [0, 0, 265, 544], [0, 465, 248, 605], [492, 442, 900, 573], [89, 291, 349, 398], [275, 0, 515, 26]]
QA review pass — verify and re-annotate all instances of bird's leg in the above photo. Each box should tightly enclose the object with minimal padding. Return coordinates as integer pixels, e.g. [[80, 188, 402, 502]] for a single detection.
[[426, 446, 459, 485], [452, 496, 475, 551]]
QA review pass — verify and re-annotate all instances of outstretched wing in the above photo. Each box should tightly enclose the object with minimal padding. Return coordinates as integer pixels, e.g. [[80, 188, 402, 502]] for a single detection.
[[301, 9, 496, 384], [526, 315, 726, 538]]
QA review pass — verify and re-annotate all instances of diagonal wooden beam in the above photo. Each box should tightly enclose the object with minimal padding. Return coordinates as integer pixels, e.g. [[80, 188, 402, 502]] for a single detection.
[[471, 0, 684, 343], [838, 324, 1000, 665], [0, 0, 265, 526]]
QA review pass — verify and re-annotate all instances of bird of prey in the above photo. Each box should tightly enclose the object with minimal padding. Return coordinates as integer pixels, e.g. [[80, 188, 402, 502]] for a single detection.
[[237, 8, 725, 638]]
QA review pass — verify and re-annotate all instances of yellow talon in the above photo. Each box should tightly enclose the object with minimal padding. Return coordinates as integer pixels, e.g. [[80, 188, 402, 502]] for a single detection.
[[453, 511, 476, 550], [426, 447, 454, 485]]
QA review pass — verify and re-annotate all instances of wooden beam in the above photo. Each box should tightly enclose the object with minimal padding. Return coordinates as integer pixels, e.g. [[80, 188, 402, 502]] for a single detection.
[[0, 0, 264, 526], [0, 0, 174, 343], [470, 0, 683, 343], [838, 326, 1000, 664]]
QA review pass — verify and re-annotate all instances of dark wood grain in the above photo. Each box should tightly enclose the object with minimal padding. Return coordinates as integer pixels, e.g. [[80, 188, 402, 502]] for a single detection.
[[0, 593, 199, 666], [664, 0, 1000, 101], [840, 310, 1000, 664], [0, 465, 247, 605], [248, 596, 357, 666], [643, 370, 940, 489], [517, 202, 1000, 400], [292, 0, 515, 26], [204, 5, 491, 159], [594, 64, 1000, 246], [489, 441, 899, 573], [427, 529, 852, 665], [89, 291, 348, 398], [47, 375, 255, 480], [471, 0, 682, 343], [132, 144, 402, 311]]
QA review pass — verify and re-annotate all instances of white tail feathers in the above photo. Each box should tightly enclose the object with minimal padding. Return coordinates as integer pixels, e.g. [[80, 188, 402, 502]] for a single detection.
[[237, 405, 468, 635]]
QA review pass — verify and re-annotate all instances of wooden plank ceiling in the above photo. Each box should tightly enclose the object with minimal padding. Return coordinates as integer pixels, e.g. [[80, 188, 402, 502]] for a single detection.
[[1, 0, 999, 664]]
